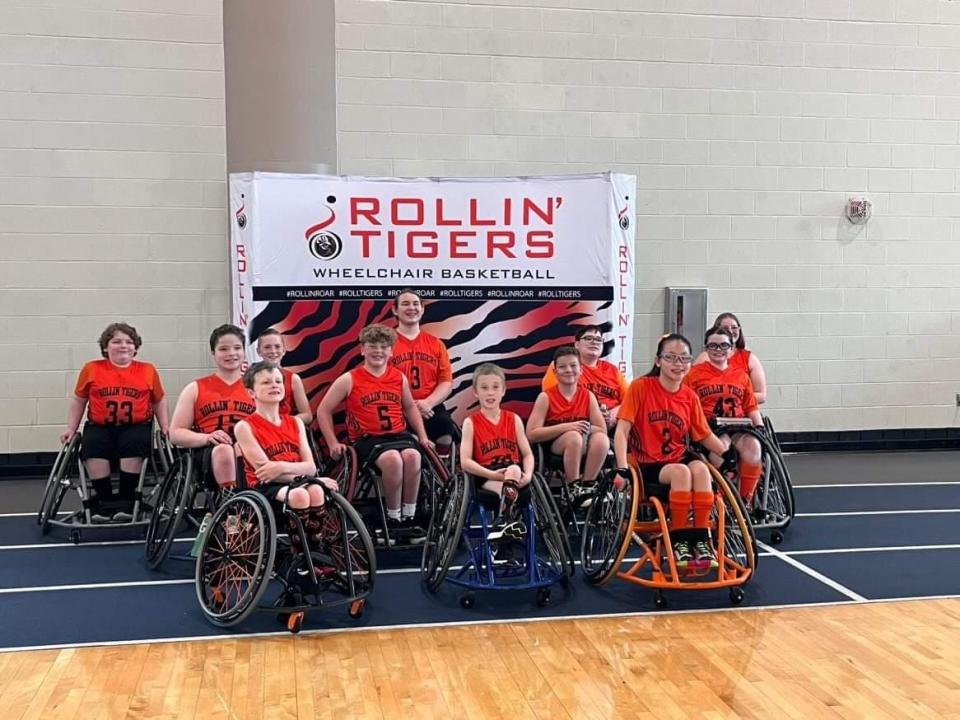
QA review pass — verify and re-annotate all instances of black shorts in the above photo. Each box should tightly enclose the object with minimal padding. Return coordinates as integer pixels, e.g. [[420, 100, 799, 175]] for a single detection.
[[638, 453, 700, 499], [81, 422, 152, 461], [423, 404, 459, 442], [354, 432, 418, 468], [256, 481, 288, 508]]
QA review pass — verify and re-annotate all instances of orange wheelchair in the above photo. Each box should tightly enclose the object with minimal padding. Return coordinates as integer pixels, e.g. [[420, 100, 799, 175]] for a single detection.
[[579, 454, 756, 608]]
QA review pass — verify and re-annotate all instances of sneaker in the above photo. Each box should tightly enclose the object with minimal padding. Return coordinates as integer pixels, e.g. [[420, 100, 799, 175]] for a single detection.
[[488, 519, 526, 543], [569, 481, 594, 509], [401, 517, 427, 545], [693, 540, 718, 569], [492, 541, 522, 568], [673, 539, 693, 569]]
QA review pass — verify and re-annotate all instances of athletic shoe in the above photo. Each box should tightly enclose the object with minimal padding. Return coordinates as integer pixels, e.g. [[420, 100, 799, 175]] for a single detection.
[[693, 540, 718, 569], [401, 517, 427, 545], [673, 540, 693, 569], [488, 519, 526, 543], [569, 481, 594, 509]]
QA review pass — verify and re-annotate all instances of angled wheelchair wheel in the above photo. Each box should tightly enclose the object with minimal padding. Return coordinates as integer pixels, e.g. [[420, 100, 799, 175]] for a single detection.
[[319, 490, 377, 599], [580, 467, 638, 585], [195, 491, 276, 628], [710, 467, 758, 578], [38, 434, 80, 534], [531, 474, 574, 579], [145, 453, 194, 570], [328, 445, 358, 502], [421, 470, 468, 592]]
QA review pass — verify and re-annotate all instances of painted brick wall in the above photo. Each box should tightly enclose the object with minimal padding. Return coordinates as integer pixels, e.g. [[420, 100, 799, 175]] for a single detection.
[[336, 0, 960, 432], [0, 0, 226, 452]]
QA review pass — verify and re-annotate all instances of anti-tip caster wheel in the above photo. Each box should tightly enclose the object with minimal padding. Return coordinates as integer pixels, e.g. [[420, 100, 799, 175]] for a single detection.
[[348, 599, 365, 619], [70, 530, 81, 545], [729, 587, 745, 605], [654, 591, 667, 609], [287, 611, 305, 634], [536, 588, 551, 607], [770, 530, 784, 545], [460, 593, 475, 609]]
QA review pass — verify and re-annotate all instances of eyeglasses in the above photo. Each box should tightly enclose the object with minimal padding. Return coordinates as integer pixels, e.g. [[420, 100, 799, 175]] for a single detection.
[[659, 353, 693, 364], [706, 342, 732, 351], [579, 336, 604, 343], [720, 325, 739, 332]]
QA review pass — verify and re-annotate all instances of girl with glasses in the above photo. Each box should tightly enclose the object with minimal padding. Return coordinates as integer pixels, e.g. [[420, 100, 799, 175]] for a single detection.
[[614, 334, 727, 570], [685, 328, 764, 505], [695, 312, 767, 404]]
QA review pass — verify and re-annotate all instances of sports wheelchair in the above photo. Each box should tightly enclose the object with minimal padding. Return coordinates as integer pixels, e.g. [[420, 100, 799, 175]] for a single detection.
[[194, 477, 375, 632], [37, 427, 173, 544], [711, 416, 795, 545], [421, 471, 573, 608], [326, 437, 458, 550], [580, 455, 756, 608]]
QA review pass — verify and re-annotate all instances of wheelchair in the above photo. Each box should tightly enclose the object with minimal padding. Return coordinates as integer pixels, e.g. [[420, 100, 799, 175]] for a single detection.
[[144, 446, 233, 570], [421, 471, 573, 608], [37, 426, 172, 544], [580, 454, 756, 608], [327, 437, 457, 550], [711, 416, 796, 545], [195, 477, 375, 632]]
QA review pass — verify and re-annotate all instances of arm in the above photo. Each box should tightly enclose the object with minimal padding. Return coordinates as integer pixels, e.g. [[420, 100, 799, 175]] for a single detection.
[[515, 415, 535, 482], [613, 418, 632, 469], [748, 409, 764, 426], [316, 373, 351, 458], [60, 396, 87, 444], [699, 432, 728, 457], [587, 394, 606, 435], [401, 376, 430, 446], [420, 380, 452, 410], [168, 382, 228, 448], [748, 354, 767, 404], [290, 373, 313, 426], [153, 398, 170, 436]]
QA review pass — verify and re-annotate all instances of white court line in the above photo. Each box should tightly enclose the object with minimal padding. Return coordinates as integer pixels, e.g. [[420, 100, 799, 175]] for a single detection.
[[3, 593, 959, 656], [756, 539, 867, 602], [0, 538, 191, 551], [797, 509, 960, 518], [0, 579, 193, 595], [787, 543, 960, 556], [796, 481, 960, 489]]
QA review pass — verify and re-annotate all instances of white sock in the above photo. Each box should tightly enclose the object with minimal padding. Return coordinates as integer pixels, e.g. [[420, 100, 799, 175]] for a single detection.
[[402, 502, 417, 519], [387, 508, 401, 521]]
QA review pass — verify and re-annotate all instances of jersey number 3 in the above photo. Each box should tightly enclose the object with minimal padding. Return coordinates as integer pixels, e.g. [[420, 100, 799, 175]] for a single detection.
[[105, 400, 134, 425]]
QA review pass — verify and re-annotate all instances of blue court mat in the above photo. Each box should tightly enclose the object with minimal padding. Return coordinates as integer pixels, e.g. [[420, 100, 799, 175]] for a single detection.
[[0, 480, 956, 650]]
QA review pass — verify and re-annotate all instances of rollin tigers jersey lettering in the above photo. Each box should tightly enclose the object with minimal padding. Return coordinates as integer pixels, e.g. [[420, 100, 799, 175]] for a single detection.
[[684, 363, 758, 421], [469, 410, 520, 468], [390, 331, 453, 401], [619, 376, 711, 464], [74, 359, 164, 426], [241, 413, 302, 488], [544, 386, 592, 426], [193, 375, 255, 435], [541, 360, 627, 410], [345, 366, 407, 442]]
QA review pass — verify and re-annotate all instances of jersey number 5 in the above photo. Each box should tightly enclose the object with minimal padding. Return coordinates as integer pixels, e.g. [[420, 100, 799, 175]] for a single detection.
[[377, 405, 392, 431]]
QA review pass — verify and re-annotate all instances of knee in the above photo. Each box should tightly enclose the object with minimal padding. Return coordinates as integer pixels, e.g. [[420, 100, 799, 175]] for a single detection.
[[561, 432, 582, 453], [286, 487, 310, 509], [589, 431, 610, 452], [306, 484, 326, 507], [377, 451, 402, 475], [401, 448, 421, 469], [742, 438, 761, 463], [688, 461, 711, 489], [665, 465, 692, 490], [211, 444, 233, 464]]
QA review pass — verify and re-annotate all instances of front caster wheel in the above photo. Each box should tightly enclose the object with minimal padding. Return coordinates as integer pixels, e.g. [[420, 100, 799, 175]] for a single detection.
[[536, 588, 551, 607], [348, 599, 365, 619], [770, 530, 784, 545], [70, 530, 81, 545], [287, 611, 304, 634], [654, 591, 667, 609], [460, 593, 475, 609], [729, 587, 745, 605]]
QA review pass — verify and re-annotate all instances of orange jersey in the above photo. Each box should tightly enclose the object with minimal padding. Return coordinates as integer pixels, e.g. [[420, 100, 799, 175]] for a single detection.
[[544, 385, 592, 426], [241, 413, 302, 488], [542, 359, 627, 410], [74, 359, 164, 426], [619, 376, 711, 464], [390, 331, 453, 401], [193, 374, 255, 436], [684, 363, 758, 421], [728, 348, 752, 374], [279, 368, 296, 417], [469, 410, 521, 468], [345, 366, 407, 442]]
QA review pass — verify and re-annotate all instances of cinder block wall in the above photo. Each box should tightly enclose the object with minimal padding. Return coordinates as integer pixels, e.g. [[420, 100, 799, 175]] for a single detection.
[[336, 0, 960, 432], [0, 1, 226, 452]]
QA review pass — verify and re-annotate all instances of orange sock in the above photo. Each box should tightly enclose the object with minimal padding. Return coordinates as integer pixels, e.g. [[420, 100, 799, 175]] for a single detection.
[[739, 462, 762, 503], [669, 490, 693, 529], [692, 491, 714, 528]]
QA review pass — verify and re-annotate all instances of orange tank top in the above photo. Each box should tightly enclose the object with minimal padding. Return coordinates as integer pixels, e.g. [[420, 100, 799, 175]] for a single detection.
[[619, 376, 711, 464], [345, 366, 407, 442], [390, 331, 453, 401], [684, 363, 758, 421], [241, 413, 302, 488], [74, 359, 164, 426], [728, 348, 752, 373], [469, 410, 520, 468], [544, 385, 591, 426], [193, 374, 255, 436], [279, 368, 295, 417]]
